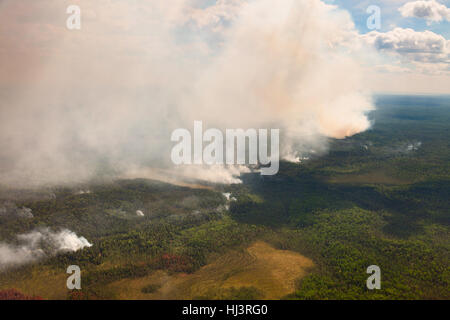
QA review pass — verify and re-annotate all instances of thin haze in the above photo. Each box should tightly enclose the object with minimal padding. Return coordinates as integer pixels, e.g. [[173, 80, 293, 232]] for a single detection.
[[0, 0, 374, 186]]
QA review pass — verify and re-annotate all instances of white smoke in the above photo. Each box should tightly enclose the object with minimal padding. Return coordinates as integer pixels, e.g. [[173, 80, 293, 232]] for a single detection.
[[175, 165, 251, 184], [136, 210, 145, 217], [121, 165, 250, 185], [0, 228, 92, 270], [0, 202, 33, 219], [0, 0, 374, 187]]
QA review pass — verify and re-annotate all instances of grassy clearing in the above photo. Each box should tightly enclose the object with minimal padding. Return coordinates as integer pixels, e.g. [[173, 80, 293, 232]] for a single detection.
[[106, 241, 314, 300]]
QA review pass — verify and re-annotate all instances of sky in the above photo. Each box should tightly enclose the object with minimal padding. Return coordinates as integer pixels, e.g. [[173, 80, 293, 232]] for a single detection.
[[0, 0, 449, 94], [332, 0, 450, 36], [328, 0, 450, 93], [0, 0, 449, 186]]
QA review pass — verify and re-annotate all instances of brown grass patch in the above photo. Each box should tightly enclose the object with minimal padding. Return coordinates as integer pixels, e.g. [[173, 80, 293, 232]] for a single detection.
[[328, 171, 411, 185], [107, 241, 314, 299]]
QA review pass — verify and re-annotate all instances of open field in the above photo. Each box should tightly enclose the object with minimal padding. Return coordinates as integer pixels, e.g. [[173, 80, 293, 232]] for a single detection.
[[107, 241, 314, 300]]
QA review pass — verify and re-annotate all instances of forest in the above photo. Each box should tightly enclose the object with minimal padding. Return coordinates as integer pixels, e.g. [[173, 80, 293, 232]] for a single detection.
[[0, 95, 449, 300]]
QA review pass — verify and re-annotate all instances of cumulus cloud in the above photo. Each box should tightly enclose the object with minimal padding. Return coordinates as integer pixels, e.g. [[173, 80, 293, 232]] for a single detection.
[[0, 228, 92, 270], [399, 0, 450, 23], [362, 27, 450, 74], [0, 0, 374, 187]]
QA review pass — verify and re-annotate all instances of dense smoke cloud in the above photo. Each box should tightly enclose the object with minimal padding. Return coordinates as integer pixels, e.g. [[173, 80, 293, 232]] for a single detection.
[[0, 0, 374, 186], [0, 228, 92, 270]]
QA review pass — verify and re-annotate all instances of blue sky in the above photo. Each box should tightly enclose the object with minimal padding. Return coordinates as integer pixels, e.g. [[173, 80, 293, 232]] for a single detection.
[[318, 0, 450, 93]]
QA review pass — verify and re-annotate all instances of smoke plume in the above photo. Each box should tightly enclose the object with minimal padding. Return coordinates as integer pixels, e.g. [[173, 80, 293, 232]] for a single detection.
[[0, 228, 92, 270], [0, 0, 374, 186]]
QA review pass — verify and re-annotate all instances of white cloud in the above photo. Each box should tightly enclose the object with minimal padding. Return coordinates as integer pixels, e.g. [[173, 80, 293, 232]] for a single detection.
[[374, 64, 413, 73], [362, 27, 450, 72], [399, 0, 450, 23]]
